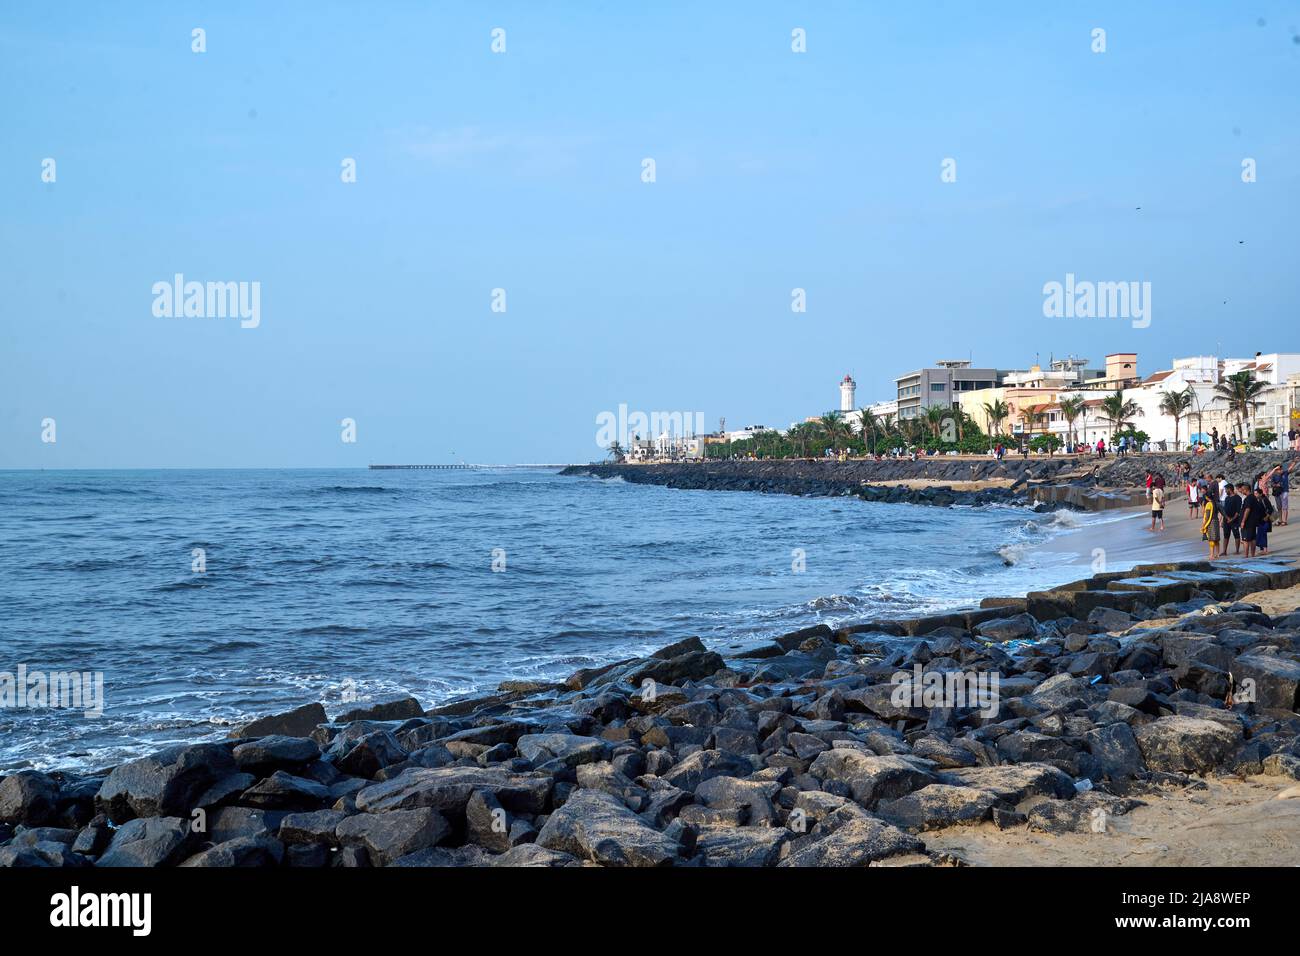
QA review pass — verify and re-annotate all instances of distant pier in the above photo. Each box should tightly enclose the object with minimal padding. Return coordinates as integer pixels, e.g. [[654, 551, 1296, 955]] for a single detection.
[[368, 464, 474, 470]]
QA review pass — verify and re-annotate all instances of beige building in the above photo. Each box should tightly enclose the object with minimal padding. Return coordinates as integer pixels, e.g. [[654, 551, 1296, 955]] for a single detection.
[[958, 354, 1139, 440]]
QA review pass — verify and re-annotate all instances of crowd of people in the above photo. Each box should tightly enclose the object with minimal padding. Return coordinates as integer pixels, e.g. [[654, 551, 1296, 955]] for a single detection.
[[1147, 459, 1294, 559], [1091, 435, 1143, 457]]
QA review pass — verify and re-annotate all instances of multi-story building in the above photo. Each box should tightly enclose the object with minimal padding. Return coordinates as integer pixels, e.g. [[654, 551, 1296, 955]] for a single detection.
[[724, 425, 774, 443], [957, 356, 1115, 440], [1110, 353, 1300, 448], [894, 360, 1000, 421]]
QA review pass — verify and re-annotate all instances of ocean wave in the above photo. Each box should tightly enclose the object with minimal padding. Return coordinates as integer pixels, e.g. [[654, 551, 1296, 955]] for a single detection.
[[152, 579, 210, 591], [804, 593, 870, 612], [41, 485, 153, 497], [195, 640, 261, 653], [1043, 510, 1083, 530], [998, 543, 1027, 566]]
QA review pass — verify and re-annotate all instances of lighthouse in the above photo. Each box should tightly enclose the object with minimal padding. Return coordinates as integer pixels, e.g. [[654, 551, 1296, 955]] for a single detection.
[[840, 374, 856, 412]]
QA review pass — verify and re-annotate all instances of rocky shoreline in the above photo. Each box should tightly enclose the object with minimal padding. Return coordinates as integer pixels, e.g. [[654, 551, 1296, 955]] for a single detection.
[[561, 450, 1295, 511], [3, 557, 1299, 868]]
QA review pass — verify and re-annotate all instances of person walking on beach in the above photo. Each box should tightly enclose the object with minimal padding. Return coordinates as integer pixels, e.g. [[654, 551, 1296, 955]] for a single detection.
[[1187, 476, 1199, 519], [1150, 484, 1166, 532], [1252, 486, 1276, 555], [1201, 492, 1220, 559], [1269, 461, 1293, 526], [1239, 482, 1265, 557], [1097, 437, 1106, 458], [1221, 483, 1243, 555]]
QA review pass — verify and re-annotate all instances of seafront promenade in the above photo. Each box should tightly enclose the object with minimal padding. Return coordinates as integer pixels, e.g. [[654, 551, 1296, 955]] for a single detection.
[[563, 449, 1294, 512]]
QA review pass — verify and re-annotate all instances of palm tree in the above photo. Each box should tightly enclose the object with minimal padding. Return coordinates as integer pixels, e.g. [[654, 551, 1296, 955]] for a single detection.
[[924, 405, 949, 441], [982, 399, 1009, 436], [956, 409, 973, 442], [1213, 370, 1266, 441], [607, 441, 626, 463], [857, 408, 879, 454], [817, 412, 844, 455], [1019, 407, 1045, 438], [1058, 395, 1086, 449], [765, 429, 785, 459], [1157, 387, 1194, 450], [1098, 390, 1143, 441], [788, 422, 813, 458]]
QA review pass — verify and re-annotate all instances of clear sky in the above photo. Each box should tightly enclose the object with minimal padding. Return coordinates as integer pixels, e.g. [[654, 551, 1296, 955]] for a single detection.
[[3, 1, 1298, 467]]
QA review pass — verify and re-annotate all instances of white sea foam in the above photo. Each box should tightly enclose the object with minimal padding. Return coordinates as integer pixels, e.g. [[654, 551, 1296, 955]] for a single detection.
[[998, 543, 1027, 566]]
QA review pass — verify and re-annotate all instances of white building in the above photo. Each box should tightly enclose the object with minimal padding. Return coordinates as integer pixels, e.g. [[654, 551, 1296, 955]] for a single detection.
[[1000, 356, 1106, 389], [626, 433, 706, 460], [1064, 353, 1300, 450], [725, 425, 774, 443]]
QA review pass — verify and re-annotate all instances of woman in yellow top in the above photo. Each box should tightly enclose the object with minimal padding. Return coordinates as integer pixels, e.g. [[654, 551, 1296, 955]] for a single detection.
[[1201, 494, 1220, 558]]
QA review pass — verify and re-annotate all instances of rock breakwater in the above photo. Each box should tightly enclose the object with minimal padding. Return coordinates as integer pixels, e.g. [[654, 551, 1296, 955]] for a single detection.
[[3, 558, 1298, 867]]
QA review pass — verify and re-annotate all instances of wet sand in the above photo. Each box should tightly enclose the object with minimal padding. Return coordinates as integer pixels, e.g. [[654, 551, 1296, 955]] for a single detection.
[[1040, 489, 1299, 575], [863, 478, 1014, 491]]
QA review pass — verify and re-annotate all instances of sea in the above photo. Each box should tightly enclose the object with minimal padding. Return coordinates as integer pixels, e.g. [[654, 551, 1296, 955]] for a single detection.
[[0, 467, 1125, 773]]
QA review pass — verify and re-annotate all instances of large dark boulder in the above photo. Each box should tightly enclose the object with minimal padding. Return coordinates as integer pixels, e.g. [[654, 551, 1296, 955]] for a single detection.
[[1230, 655, 1300, 711], [693, 776, 781, 827], [95, 817, 195, 867], [536, 790, 679, 867], [659, 750, 753, 792], [96, 744, 237, 822], [336, 731, 408, 779], [239, 771, 331, 811], [0, 771, 60, 826], [620, 650, 727, 688], [1134, 716, 1240, 774], [335, 807, 450, 866], [1027, 793, 1144, 834], [779, 812, 923, 867], [355, 766, 553, 816], [1084, 721, 1145, 780], [976, 614, 1039, 643], [278, 809, 347, 846], [808, 750, 935, 808], [877, 784, 997, 831], [693, 827, 789, 867], [490, 844, 584, 867], [465, 789, 511, 852], [937, 763, 1076, 803], [335, 696, 425, 724], [229, 703, 326, 739], [232, 736, 320, 774], [180, 836, 284, 867], [517, 733, 611, 770], [207, 806, 283, 844]]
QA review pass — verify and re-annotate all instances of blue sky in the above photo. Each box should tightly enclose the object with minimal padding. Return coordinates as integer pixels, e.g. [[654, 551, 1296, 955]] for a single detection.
[[3, 1, 1298, 467]]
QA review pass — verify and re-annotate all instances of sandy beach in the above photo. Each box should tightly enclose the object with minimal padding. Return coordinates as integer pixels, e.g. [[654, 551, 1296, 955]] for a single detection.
[[924, 774, 1300, 866], [1041, 488, 1299, 573], [861, 478, 1014, 491]]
